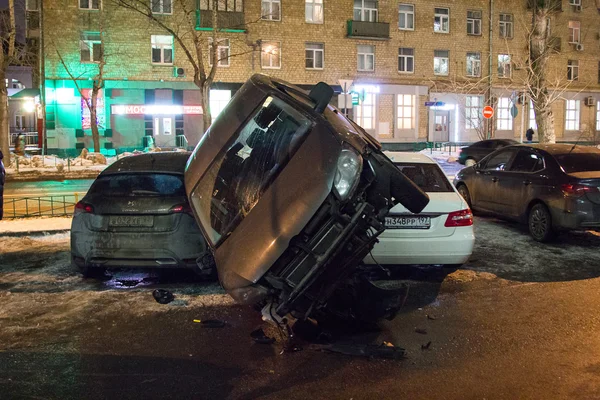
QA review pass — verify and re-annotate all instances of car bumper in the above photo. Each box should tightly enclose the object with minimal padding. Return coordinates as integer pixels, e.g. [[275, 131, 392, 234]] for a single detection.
[[550, 203, 600, 230], [364, 227, 475, 265]]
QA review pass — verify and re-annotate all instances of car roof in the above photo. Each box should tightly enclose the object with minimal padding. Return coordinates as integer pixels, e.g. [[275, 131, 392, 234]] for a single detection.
[[384, 151, 436, 164], [101, 151, 191, 176], [504, 143, 600, 156]]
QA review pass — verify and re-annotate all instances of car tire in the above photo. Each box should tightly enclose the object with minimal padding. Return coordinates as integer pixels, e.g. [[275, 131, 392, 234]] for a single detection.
[[528, 203, 555, 242], [457, 184, 472, 209], [465, 158, 476, 167]]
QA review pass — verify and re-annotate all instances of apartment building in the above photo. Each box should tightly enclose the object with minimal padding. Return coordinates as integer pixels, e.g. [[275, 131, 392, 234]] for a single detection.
[[35, 0, 600, 152]]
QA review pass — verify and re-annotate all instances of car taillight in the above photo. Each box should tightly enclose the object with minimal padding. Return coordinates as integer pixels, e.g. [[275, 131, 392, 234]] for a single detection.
[[561, 184, 599, 197], [169, 203, 193, 215], [445, 209, 473, 227], [74, 201, 94, 214]]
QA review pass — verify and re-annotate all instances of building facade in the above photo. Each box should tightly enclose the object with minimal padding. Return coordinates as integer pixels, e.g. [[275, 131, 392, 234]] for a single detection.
[[37, 0, 600, 153]]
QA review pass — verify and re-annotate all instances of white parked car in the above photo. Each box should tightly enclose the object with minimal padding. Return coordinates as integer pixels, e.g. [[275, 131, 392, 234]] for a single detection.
[[364, 152, 475, 267]]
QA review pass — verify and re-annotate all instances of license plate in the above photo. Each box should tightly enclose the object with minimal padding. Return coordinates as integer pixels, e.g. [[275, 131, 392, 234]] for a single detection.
[[385, 215, 431, 229], [109, 215, 154, 227]]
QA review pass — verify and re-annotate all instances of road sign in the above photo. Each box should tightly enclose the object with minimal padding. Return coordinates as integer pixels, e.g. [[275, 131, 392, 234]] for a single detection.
[[483, 106, 494, 119], [425, 101, 445, 107], [351, 92, 359, 105], [338, 79, 354, 93]]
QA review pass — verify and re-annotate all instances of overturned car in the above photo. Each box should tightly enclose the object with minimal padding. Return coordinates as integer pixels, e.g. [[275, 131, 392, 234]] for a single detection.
[[185, 74, 429, 322]]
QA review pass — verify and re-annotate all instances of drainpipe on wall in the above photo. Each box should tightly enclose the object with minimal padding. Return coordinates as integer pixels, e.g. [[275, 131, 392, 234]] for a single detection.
[[487, 0, 493, 139]]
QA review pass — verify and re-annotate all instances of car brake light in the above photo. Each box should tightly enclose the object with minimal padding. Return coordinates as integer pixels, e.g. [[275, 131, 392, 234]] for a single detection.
[[445, 209, 473, 227], [74, 201, 94, 214], [170, 203, 193, 215], [561, 184, 599, 197]]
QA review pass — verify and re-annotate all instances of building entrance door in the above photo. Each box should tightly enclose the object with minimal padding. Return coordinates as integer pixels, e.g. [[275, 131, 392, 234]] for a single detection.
[[153, 116, 174, 147], [433, 110, 450, 141]]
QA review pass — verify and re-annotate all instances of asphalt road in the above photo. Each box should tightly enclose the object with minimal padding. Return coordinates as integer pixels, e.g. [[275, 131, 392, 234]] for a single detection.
[[1, 218, 600, 399]]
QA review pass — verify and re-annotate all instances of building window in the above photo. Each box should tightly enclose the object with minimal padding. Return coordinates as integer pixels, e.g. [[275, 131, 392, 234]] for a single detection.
[[15, 115, 24, 130], [26, 0, 39, 10], [261, 41, 281, 69], [210, 89, 232, 123], [355, 92, 376, 130], [357, 44, 375, 71], [398, 4, 414, 30], [568, 21, 580, 43], [151, 0, 172, 14], [565, 99, 580, 131], [305, 0, 323, 23], [569, 0, 581, 5], [434, 50, 449, 75], [467, 10, 482, 35], [209, 38, 230, 67], [529, 100, 537, 130], [151, 35, 173, 64], [398, 48, 414, 73], [80, 32, 102, 63], [598, 61, 600, 84], [466, 52, 481, 77], [434, 7, 449, 33], [80, 0, 100, 10], [397, 94, 415, 129], [262, 0, 281, 21], [497, 97, 513, 131], [498, 54, 511, 78], [567, 60, 579, 81], [465, 96, 483, 130], [354, 0, 378, 22], [596, 101, 600, 131], [200, 0, 243, 11], [499, 13, 513, 38], [305, 43, 324, 69]]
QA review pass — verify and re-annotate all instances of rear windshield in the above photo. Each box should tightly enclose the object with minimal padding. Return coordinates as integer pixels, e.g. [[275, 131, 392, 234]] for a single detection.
[[554, 153, 600, 173], [90, 173, 185, 197], [395, 163, 453, 192]]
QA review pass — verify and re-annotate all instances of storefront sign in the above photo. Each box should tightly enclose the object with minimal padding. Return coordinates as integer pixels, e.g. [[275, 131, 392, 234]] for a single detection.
[[111, 104, 204, 115]]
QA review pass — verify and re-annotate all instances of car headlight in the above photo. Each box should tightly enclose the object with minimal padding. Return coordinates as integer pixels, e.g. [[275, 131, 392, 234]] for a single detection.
[[333, 147, 363, 201]]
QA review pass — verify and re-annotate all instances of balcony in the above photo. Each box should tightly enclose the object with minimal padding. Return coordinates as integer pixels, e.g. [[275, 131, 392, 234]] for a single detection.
[[347, 20, 390, 40], [195, 10, 245, 32]]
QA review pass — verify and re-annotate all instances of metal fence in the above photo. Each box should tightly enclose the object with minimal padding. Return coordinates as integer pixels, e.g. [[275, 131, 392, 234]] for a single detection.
[[2, 194, 81, 219]]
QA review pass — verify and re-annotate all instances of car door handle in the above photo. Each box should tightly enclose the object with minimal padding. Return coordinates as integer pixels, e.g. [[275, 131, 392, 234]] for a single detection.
[[491, 177, 498, 182], [523, 180, 531, 186]]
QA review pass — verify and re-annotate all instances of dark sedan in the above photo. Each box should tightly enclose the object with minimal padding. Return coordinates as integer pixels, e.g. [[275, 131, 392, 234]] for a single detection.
[[454, 144, 600, 242], [71, 152, 213, 277], [458, 139, 519, 166], [0, 150, 4, 220]]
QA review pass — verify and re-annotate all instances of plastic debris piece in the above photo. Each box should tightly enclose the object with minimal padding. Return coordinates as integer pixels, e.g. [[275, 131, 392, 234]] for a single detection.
[[201, 319, 226, 328], [415, 328, 427, 335], [251, 328, 276, 345], [421, 341, 432, 350], [382, 341, 395, 347], [427, 314, 437, 320], [152, 289, 174, 304], [193, 319, 202, 323]]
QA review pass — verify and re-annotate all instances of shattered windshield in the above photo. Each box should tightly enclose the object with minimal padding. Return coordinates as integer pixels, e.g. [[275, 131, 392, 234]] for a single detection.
[[191, 96, 312, 247]]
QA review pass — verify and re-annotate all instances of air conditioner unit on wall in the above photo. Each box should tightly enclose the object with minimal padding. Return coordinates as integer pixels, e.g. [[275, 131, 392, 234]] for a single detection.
[[575, 43, 584, 51], [575, 5, 582, 12], [173, 67, 185, 78], [585, 96, 596, 107]]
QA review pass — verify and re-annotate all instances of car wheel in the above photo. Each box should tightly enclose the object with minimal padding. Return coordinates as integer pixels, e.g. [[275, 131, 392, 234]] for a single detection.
[[528, 203, 554, 242], [457, 184, 472, 209], [465, 158, 476, 167]]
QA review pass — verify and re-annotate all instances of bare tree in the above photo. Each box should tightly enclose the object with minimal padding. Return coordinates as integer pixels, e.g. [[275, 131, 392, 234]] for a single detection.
[[112, 0, 256, 131], [0, 0, 18, 160]]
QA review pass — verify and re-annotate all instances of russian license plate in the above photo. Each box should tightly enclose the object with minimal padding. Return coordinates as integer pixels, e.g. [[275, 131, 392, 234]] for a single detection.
[[109, 215, 154, 227], [385, 215, 431, 229]]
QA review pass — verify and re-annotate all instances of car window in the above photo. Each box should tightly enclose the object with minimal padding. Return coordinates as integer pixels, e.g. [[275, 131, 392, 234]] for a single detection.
[[554, 153, 600, 173], [508, 150, 544, 173], [90, 173, 186, 197], [472, 141, 493, 149], [482, 149, 515, 171], [395, 162, 454, 192]]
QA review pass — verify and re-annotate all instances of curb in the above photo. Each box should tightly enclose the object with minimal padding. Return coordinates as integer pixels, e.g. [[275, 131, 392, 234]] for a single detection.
[[0, 229, 70, 238]]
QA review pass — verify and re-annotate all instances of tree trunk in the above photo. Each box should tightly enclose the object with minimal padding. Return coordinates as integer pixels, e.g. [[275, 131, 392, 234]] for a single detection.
[[201, 83, 212, 133], [529, 5, 555, 144], [90, 87, 100, 152], [0, 74, 9, 163]]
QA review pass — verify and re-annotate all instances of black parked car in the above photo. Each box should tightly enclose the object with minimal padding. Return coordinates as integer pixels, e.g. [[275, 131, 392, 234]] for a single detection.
[[71, 152, 213, 277], [0, 150, 5, 220], [454, 144, 600, 241], [458, 139, 519, 166]]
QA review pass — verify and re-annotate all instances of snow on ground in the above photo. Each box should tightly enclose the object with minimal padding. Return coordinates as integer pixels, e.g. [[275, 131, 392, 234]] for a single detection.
[[0, 217, 73, 234]]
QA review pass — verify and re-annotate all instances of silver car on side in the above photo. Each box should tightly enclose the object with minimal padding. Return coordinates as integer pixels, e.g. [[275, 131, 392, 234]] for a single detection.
[[71, 152, 212, 277]]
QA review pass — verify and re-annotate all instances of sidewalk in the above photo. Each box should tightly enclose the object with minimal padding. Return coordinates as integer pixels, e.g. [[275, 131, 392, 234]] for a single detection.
[[0, 217, 72, 237]]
